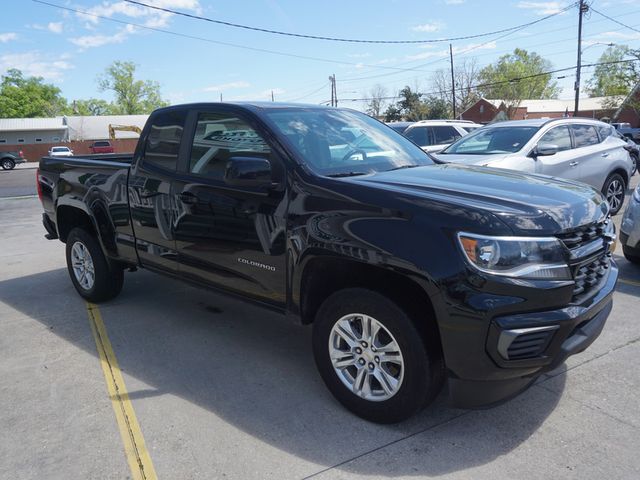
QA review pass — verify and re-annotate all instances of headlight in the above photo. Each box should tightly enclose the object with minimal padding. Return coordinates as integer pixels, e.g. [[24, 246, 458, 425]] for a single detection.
[[633, 185, 640, 203], [457, 232, 571, 280]]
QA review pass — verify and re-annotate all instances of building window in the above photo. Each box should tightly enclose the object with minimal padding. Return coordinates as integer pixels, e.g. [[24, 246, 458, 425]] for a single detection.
[[17, 138, 25, 143], [35, 138, 43, 142], [479, 105, 485, 113], [0, 139, 6, 143], [52, 137, 61, 142]]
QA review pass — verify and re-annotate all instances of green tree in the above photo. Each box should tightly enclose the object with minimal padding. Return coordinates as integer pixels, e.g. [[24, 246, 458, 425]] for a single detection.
[[585, 45, 639, 102], [477, 49, 560, 118], [68, 98, 115, 116], [98, 61, 168, 114], [423, 95, 451, 119], [0, 69, 68, 117]]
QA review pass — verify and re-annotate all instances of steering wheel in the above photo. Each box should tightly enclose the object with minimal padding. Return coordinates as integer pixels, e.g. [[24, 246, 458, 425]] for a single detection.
[[341, 149, 368, 162]]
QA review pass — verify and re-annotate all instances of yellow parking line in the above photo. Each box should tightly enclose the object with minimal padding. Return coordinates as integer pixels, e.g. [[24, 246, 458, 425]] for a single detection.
[[86, 302, 158, 480], [619, 278, 640, 287]]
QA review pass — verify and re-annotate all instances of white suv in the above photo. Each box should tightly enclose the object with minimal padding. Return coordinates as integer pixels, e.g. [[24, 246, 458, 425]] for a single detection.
[[48, 146, 74, 157], [433, 118, 633, 214], [403, 120, 483, 153]]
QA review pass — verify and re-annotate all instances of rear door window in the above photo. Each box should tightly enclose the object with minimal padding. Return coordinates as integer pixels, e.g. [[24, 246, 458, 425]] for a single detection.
[[405, 126, 430, 146], [571, 124, 599, 148], [143, 110, 187, 171]]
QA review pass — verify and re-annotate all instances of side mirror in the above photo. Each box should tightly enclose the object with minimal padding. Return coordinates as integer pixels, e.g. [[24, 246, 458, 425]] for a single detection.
[[224, 156, 272, 189], [533, 143, 559, 157]]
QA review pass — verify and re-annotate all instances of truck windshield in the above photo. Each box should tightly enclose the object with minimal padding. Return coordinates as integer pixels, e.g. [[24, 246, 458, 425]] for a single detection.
[[440, 126, 539, 155], [266, 108, 433, 177]]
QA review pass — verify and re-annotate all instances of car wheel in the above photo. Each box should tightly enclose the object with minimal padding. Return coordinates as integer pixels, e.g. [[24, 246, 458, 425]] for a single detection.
[[602, 173, 626, 215], [65, 227, 124, 302], [312, 288, 443, 423], [623, 245, 640, 265], [1, 158, 15, 170], [631, 153, 638, 176]]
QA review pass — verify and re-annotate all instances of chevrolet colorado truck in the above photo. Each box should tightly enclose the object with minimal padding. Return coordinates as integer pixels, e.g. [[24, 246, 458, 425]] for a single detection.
[[38, 103, 618, 423]]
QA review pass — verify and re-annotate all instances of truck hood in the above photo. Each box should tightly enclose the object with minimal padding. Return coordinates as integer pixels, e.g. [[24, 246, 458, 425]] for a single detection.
[[346, 164, 609, 234], [431, 152, 511, 166]]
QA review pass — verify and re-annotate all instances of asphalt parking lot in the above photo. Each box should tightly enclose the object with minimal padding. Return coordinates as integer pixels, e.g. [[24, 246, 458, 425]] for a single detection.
[[1, 171, 639, 479]]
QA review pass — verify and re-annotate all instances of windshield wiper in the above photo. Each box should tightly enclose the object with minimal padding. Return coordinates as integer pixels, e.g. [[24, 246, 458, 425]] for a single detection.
[[326, 171, 369, 178], [387, 165, 421, 171]]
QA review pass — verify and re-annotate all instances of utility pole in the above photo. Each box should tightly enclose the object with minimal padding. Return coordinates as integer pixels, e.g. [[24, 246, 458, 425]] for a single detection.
[[574, 0, 589, 116], [449, 43, 456, 119], [271, 90, 275, 102], [220, 93, 223, 102], [328, 74, 337, 107]]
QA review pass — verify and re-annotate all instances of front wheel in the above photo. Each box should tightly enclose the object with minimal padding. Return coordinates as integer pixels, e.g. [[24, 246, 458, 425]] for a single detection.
[[65, 228, 124, 302], [312, 288, 443, 423], [630, 153, 638, 176], [1, 158, 15, 170], [602, 173, 626, 215]]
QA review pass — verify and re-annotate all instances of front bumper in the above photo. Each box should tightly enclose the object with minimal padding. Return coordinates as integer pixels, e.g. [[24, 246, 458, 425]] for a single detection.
[[447, 260, 618, 409]]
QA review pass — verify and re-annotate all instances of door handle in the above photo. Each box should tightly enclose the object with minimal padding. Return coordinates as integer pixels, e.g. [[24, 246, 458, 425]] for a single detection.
[[570, 161, 579, 167], [601, 152, 609, 157], [179, 191, 199, 204]]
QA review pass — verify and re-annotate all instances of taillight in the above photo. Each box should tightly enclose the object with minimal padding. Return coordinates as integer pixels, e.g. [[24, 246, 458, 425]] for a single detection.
[[36, 168, 43, 202]]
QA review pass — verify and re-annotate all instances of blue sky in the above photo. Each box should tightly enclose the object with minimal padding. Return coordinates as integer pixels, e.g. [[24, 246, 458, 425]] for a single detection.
[[1, 0, 640, 112]]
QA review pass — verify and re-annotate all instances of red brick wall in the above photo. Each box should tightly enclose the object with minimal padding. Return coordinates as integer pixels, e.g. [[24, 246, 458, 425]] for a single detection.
[[5, 139, 139, 162], [460, 99, 499, 123]]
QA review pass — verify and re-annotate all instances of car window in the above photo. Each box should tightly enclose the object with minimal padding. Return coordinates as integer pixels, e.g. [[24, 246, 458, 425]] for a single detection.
[[432, 126, 461, 144], [405, 126, 430, 146], [571, 124, 599, 148], [442, 126, 539, 154], [94, 141, 110, 147], [461, 126, 481, 133], [52, 147, 68, 152], [597, 125, 614, 141], [538, 126, 572, 151], [143, 110, 187, 171], [189, 112, 272, 180]]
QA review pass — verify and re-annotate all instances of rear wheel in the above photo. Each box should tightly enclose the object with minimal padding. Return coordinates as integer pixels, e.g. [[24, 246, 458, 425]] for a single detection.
[[630, 152, 638, 176], [65, 227, 124, 302], [312, 288, 443, 423], [602, 173, 626, 215], [1, 158, 15, 170], [623, 245, 640, 265]]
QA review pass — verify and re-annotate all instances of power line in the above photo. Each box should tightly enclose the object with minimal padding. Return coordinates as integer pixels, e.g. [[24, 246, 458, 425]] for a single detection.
[[337, 58, 640, 102], [591, 7, 640, 34], [124, 0, 577, 45]]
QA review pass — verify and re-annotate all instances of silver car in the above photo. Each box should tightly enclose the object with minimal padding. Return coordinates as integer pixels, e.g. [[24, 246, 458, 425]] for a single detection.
[[621, 183, 640, 264], [433, 118, 633, 214]]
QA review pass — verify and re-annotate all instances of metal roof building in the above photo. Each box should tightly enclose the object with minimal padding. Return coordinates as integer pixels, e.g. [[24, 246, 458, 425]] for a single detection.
[[65, 115, 148, 141]]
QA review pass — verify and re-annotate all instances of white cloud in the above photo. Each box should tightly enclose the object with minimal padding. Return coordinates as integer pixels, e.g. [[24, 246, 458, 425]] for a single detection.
[[203, 81, 251, 92], [0, 52, 73, 81], [589, 31, 640, 42], [347, 53, 372, 59], [445, 0, 465, 4], [516, 2, 568, 15], [412, 21, 444, 33], [0, 32, 18, 43], [69, 24, 135, 50], [406, 41, 496, 61], [48, 22, 63, 34]]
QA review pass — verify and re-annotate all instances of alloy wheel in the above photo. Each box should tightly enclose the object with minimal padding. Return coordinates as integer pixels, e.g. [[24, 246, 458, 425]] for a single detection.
[[606, 179, 624, 212], [328, 313, 404, 401], [71, 241, 95, 290]]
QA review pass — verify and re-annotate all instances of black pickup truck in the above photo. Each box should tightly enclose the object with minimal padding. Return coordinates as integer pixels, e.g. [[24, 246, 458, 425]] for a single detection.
[[1, 149, 26, 170], [38, 103, 618, 423]]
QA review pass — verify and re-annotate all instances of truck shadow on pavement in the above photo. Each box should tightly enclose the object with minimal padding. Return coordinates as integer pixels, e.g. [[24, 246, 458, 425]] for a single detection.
[[0, 268, 567, 477]]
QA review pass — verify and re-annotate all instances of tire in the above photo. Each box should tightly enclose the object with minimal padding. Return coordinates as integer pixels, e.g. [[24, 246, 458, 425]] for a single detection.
[[1, 158, 15, 170], [631, 153, 638, 176], [602, 173, 626, 215], [65, 227, 124, 302], [623, 245, 640, 265], [312, 288, 443, 423]]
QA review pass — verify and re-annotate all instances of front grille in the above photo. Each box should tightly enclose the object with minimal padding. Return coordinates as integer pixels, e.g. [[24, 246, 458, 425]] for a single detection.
[[507, 330, 556, 360], [572, 255, 610, 297], [557, 221, 606, 249]]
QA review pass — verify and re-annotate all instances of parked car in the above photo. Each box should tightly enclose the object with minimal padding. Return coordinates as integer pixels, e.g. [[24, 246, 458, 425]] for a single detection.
[[433, 118, 633, 214], [614, 130, 638, 176], [48, 146, 73, 157], [385, 121, 414, 134], [38, 103, 617, 423], [1, 149, 26, 170], [403, 120, 483, 153], [621, 183, 640, 264], [612, 122, 640, 143], [89, 140, 114, 154]]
